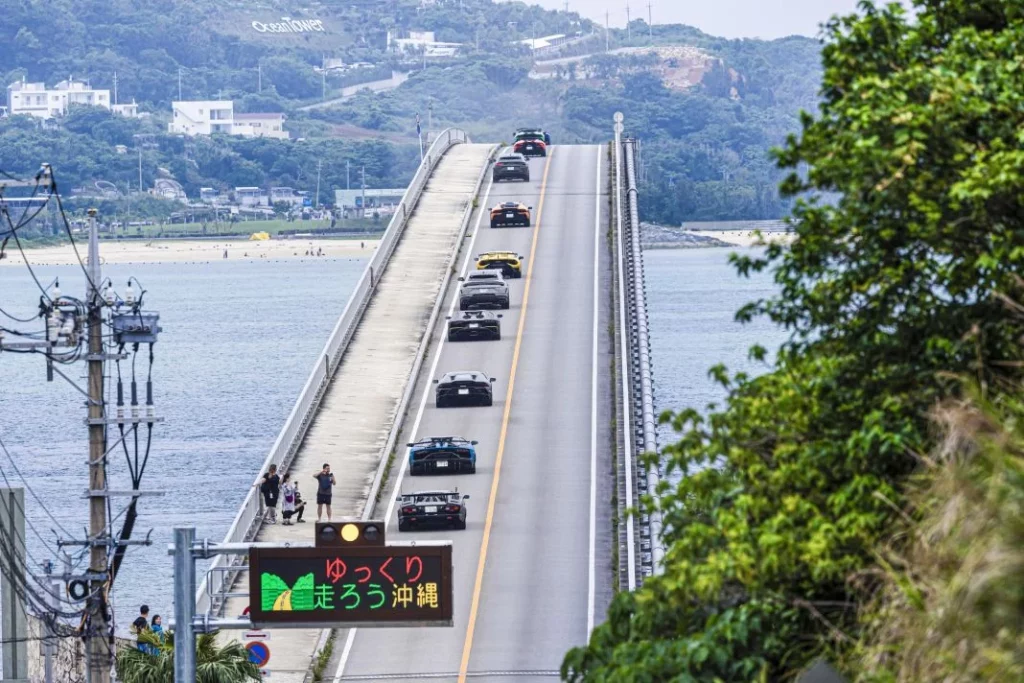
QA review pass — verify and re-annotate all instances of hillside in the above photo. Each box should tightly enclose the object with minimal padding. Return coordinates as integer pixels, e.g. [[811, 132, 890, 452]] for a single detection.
[[0, 0, 822, 226]]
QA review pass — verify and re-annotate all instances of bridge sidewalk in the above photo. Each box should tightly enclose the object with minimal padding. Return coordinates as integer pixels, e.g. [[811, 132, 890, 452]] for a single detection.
[[220, 143, 494, 683]]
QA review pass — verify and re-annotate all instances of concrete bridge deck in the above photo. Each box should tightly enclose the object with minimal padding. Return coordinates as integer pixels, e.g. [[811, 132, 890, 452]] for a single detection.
[[218, 142, 494, 681]]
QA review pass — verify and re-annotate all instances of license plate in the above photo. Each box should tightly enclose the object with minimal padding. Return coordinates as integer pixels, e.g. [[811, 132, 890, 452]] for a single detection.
[[506, 212, 514, 218], [435, 461, 448, 468], [458, 388, 469, 395], [469, 323, 479, 328], [424, 505, 437, 513]]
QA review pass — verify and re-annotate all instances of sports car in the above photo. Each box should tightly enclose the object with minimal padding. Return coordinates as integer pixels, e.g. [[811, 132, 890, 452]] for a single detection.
[[447, 310, 502, 342], [397, 490, 470, 531], [407, 436, 478, 475], [475, 251, 523, 278], [490, 202, 531, 228], [434, 371, 495, 407]]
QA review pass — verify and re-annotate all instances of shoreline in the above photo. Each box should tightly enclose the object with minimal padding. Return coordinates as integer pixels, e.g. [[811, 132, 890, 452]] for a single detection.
[[646, 229, 796, 249], [0, 238, 381, 266]]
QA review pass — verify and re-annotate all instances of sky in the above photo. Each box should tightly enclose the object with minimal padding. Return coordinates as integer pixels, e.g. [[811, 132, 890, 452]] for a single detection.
[[529, 0, 868, 40]]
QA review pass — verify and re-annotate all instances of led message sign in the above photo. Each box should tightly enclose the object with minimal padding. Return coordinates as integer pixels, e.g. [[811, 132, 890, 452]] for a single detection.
[[247, 544, 453, 628]]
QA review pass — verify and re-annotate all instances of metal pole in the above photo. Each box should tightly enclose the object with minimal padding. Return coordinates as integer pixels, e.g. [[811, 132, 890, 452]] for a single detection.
[[177, 68, 182, 101], [346, 160, 350, 191], [85, 209, 111, 683], [257, 63, 262, 93], [605, 11, 610, 51], [173, 527, 197, 683], [0, 488, 28, 683], [427, 100, 432, 144], [138, 148, 143, 193], [361, 166, 366, 219], [315, 159, 322, 209], [647, 1, 653, 39], [42, 560, 56, 683]]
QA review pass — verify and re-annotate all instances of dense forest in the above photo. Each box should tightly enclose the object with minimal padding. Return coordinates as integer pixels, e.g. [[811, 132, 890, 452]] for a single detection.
[[0, 0, 821, 225]]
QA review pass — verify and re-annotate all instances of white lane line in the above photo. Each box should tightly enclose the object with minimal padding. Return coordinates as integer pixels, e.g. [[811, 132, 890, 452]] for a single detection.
[[588, 146, 601, 636], [332, 173, 497, 683]]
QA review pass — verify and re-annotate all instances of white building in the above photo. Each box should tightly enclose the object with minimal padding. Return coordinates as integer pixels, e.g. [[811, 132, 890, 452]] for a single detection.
[[6, 78, 114, 119], [387, 30, 462, 58], [111, 100, 140, 118], [233, 112, 288, 139], [169, 101, 288, 138], [169, 100, 234, 136]]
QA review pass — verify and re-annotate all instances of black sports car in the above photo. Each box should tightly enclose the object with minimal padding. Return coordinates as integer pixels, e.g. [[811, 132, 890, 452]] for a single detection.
[[447, 310, 502, 342], [397, 490, 470, 531], [434, 371, 495, 407], [492, 154, 530, 182]]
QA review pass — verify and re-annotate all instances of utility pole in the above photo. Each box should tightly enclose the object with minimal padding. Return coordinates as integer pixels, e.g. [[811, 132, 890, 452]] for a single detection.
[[315, 159, 322, 209], [427, 99, 433, 145], [257, 62, 262, 93], [138, 147, 143, 193], [361, 166, 366, 219], [346, 159, 351, 191], [647, 1, 653, 40], [41, 559, 58, 683], [85, 208, 111, 683], [172, 527, 197, 683], [605, 11, 610, 52], [177, 67, 182, 101], [0, 488, 28, 683], [113, 71, 118, 105], [626, 3, 631, 41]]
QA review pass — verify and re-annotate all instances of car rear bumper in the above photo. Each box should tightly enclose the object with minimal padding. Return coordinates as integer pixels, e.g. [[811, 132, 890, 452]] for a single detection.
[[399, 514, 465, 529], [410, 458, 475, 474], [460, 297, 508, 310], [436, 390, 491, 405], [448, 325, 500, 340]]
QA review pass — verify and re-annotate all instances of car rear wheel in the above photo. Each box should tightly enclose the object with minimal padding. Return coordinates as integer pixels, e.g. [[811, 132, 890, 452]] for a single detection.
[[436, 396, 448, 408], [467, 463, 476, 474], [455, 519, 467, 530], [483, 397, 493, 407], [398, 520, 411, 532]]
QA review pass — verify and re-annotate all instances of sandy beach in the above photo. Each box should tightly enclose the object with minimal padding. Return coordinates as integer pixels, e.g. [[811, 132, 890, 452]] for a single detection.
[[687, 229, 795, 247], [0, 238, 381, 266]]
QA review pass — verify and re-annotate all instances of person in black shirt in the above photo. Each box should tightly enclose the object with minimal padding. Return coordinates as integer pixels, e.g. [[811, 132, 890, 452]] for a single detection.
[[258, 464, 281, 523], [131, 604, 149, 650], [313, 463, 336, 521]]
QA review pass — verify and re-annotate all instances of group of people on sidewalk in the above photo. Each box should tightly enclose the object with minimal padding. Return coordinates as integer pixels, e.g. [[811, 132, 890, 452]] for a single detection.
[[257, 462, 337, 525]]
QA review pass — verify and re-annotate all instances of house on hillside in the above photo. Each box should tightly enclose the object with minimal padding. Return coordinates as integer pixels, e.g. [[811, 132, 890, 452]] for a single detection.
[[169, 101, 288, 139], [387, 30, 462, 58], [5, 77, 123, 119]]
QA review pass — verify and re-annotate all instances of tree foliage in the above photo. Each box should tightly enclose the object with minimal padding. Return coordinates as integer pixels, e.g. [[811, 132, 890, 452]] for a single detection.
[[116, 630, 260, 683], [563, 0, 1024, 680]]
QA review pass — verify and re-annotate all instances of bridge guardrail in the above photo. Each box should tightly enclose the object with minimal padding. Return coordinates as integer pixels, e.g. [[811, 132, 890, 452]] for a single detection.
[[195, 128, 470, 617], [620, 133, 665, 577]]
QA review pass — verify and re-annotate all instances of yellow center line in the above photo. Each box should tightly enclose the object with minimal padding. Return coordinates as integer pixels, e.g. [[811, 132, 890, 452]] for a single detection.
[[457, 150, 554, 682]]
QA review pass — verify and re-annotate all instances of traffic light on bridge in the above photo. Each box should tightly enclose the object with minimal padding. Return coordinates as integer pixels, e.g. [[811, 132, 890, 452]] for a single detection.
[[315, 520, 385, 547]]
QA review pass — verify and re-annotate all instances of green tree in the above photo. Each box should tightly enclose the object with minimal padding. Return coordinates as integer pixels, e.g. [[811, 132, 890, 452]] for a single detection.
[[116, 630, 260, 683], [563, 0, 1024, 680]]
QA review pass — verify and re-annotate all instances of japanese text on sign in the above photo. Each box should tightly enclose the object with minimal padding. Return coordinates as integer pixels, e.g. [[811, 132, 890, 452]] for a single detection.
[[248, 545, 453, 627]]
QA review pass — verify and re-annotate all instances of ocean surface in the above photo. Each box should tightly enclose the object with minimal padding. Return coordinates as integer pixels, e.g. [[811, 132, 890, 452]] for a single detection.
[[0, 257, 366, 634], [0, 246, 784, 636], [643, 247, 788, 447]]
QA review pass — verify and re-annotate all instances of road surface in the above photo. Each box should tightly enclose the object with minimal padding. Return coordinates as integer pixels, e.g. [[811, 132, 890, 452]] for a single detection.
[[332, 145, 612, 682]]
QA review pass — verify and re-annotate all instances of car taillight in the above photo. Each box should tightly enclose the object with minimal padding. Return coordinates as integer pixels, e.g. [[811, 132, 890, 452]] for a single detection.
[[402, 506, 416, 514], [444, 505, 461, 513], [495, 162, 503, 167]]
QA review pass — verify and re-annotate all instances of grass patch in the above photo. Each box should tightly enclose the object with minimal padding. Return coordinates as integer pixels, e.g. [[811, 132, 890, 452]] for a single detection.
[[310, 630, 337, 682]]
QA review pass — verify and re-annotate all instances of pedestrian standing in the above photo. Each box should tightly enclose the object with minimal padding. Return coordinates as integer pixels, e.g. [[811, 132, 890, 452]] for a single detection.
[[258, 464, 281, 523], [132, 604, 150, 651], [313, 463, 336, 521]]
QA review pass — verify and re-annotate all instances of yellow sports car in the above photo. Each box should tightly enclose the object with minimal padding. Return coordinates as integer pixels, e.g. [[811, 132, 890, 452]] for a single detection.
[[489, 201, 531, 228], [475, 251, 523, 278]]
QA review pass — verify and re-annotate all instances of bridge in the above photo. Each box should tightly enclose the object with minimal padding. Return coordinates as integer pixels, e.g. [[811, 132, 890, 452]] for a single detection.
[[194, 124, 662, 682]]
